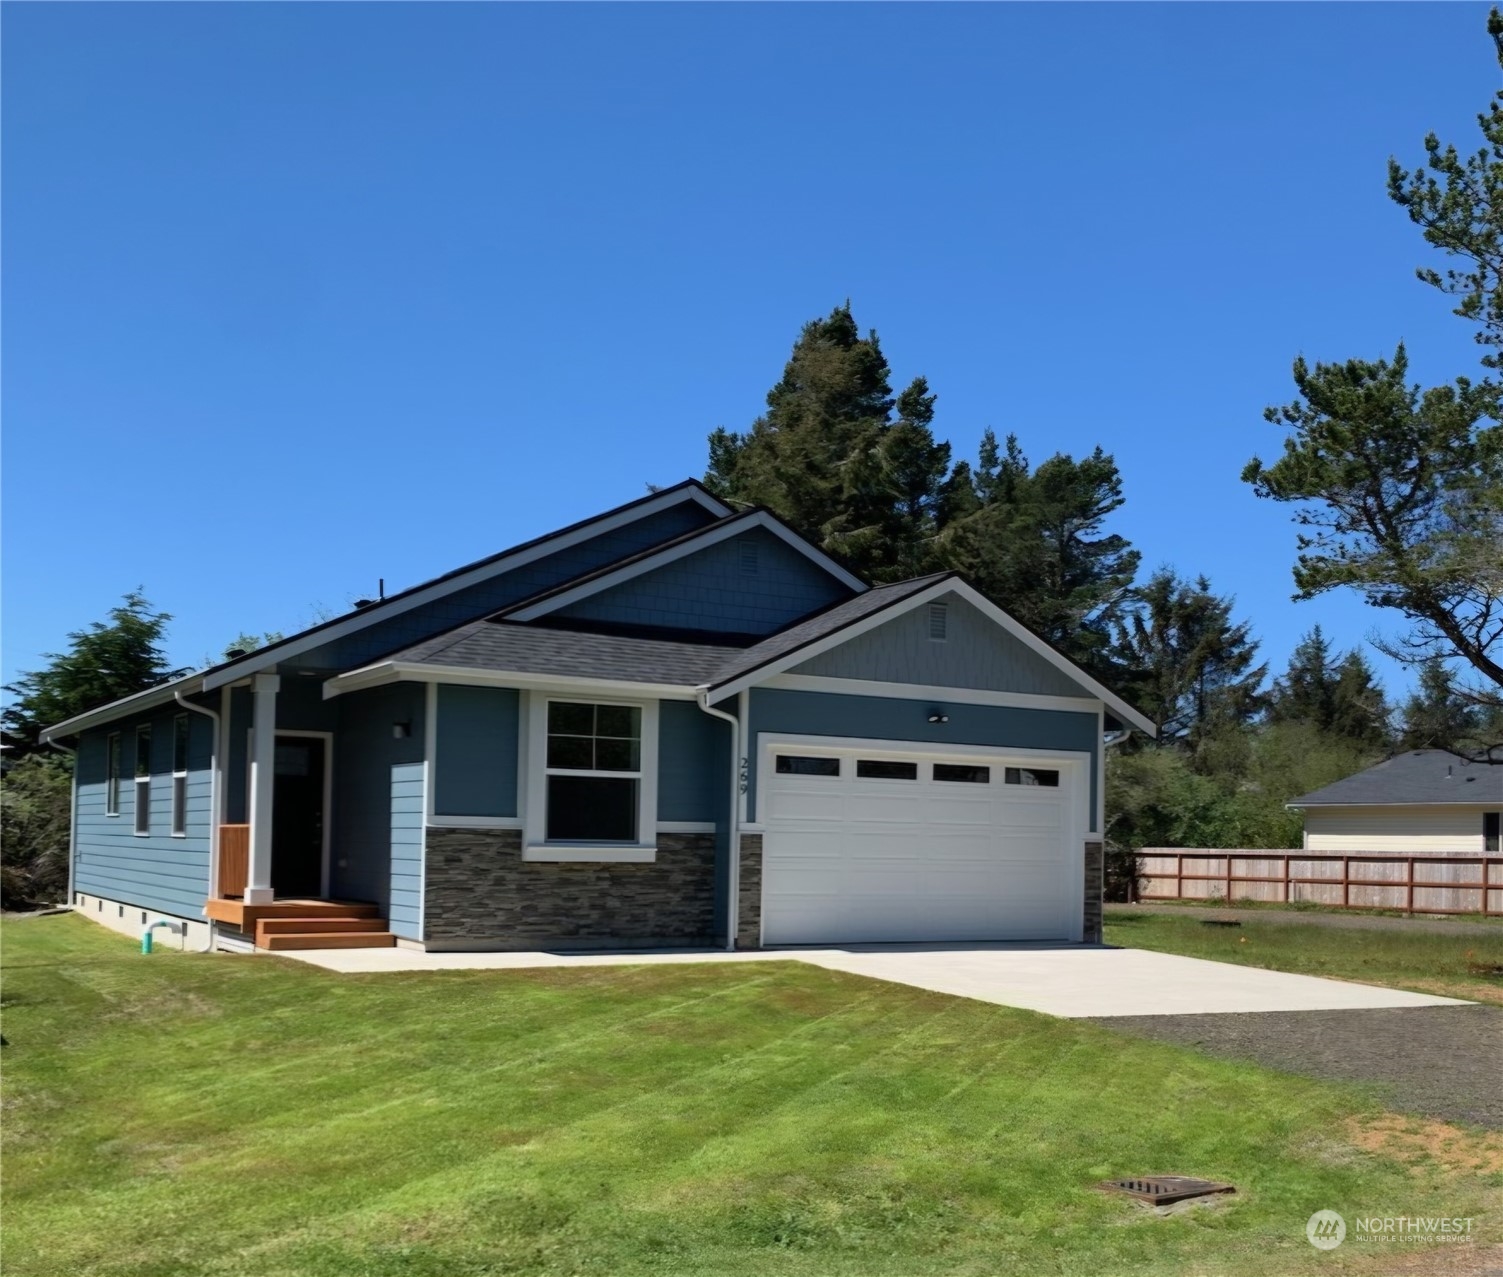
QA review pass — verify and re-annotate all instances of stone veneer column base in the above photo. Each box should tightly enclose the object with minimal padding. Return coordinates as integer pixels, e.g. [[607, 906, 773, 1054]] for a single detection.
[[736, 833, 763, 949], [1083, 840, 1105, 944], [424, 827, 717, 951]]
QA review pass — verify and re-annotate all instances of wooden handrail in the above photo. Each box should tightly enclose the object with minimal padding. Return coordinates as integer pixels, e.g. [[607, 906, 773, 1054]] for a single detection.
[[218, 825, 250, 899]]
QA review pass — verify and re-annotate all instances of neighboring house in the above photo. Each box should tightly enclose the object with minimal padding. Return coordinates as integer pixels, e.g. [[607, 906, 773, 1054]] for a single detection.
[[1289, 750, 1503, 854], [42, 480, 1154, 954]]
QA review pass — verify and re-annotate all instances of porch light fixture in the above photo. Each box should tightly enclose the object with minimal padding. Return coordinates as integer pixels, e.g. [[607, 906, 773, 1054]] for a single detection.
[[392, 721, 412, 740], [927, 709, 949, 724]]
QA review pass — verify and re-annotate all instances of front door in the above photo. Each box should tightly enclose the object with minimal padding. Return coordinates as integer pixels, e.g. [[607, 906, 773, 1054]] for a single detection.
[[271, 735, 326, 898]]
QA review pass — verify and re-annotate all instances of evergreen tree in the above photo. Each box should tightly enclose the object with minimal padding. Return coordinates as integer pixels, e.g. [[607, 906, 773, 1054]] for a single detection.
[[1, 592, 183, 751], [941, 432, 1140, 669], [705, 304, 950, 582], [1399, 661, 1484, 751], [1110, 570, 1266, 749], [1329, 650, 1394, 751], [1268, 628, 1393, 749]]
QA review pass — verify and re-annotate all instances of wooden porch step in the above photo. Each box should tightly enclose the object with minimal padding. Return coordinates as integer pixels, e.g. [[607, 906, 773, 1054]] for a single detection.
[[254, 917, 392, 944], [260, 931, 397, 951], [206, 898, 381, 929]]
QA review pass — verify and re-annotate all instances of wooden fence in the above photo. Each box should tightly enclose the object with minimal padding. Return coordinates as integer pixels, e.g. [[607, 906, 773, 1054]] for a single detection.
[[217, 825, 250, 899], [1138, 848, 1503, 916]]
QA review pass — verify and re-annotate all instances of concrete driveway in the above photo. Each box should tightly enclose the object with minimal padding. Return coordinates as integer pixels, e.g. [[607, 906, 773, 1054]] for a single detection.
[[276, 942, 1467, 1018]]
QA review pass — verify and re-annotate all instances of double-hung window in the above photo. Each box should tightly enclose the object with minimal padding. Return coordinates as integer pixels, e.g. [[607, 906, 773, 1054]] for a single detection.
[[544, 701, 642, 842], [171, 714, 190, 837], [134, 725, 152, 836], [106, 733, 122, 816]]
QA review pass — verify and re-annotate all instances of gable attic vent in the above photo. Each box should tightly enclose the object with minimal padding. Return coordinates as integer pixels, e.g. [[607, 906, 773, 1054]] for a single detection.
[[928, 601, 948, 641], [739, 539, 759, 575]]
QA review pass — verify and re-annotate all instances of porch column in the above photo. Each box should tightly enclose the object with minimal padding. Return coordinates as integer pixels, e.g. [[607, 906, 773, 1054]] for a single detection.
[[245, 673, 280, 904]]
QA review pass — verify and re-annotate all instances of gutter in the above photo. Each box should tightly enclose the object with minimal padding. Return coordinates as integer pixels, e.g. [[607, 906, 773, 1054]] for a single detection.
[[695, 688, 741, 952]]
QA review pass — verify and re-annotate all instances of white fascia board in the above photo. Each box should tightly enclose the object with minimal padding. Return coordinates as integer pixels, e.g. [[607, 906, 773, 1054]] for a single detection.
[[324, 661, 700, 702], [505, 510, 867, 622], [202, 485, 731, 692], [707, 577, 1158, 738], [763, 673, 1103, 716], [41, 675, 206, 743], [1287, 800, 1497, 809]]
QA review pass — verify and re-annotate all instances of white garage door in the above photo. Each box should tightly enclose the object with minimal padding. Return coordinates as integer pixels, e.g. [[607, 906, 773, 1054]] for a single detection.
[[759, 744, 1080, 945]]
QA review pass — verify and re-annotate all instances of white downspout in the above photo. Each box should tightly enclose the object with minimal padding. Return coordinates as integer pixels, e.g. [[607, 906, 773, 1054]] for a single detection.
[[175, 688, 220, 953], [696, 688, 741, 951], [44, 736, 78, 908]]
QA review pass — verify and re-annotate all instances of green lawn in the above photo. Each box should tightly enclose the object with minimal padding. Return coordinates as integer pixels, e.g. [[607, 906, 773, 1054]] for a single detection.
[[3, 916, 1499, 1277], [1105, 910, 1503, 1006]]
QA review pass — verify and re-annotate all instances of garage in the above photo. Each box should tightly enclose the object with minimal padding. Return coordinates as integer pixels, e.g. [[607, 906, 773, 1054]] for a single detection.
[[758, 742, 1084, 945]]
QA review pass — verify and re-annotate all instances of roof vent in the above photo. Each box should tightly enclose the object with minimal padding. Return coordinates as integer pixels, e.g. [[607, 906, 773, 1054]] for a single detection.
[[739, 539, 759, 575], [224, 648, 248, 660], [353, 598, 375, 609], [928, 601, 948, 641]]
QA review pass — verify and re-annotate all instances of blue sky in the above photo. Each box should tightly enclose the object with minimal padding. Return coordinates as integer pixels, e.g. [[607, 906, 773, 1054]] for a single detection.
[[2, 3, 1493, 702]]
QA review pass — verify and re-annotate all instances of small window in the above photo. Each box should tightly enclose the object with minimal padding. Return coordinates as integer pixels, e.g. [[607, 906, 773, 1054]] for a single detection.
[[928, 601, 948, 641], [856, 759, 918, 780], [171, 714, 190, 837], [1005, 766, 1059, 788], [544, 701, 642, 842], [775, 755, 841, 777], [105, 733, 121, 815], [1486, 812, 1501, 853], [739, 539, 759, 575], [935, 763, 990, 784], [134, 725, 152, 835]]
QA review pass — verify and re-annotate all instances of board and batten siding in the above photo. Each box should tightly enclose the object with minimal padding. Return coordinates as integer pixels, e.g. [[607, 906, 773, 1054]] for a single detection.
[[1303, 805, 1500, 853], [746, 687, 1101, 830], [390, 762, 424, 939], [790, 592, 1088, 699], [73, 709, 214, 920], [554, 528, 852, 636]]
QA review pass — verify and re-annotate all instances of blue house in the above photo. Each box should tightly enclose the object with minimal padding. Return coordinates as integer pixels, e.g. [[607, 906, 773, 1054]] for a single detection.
[[43, 481, 1153, 953]]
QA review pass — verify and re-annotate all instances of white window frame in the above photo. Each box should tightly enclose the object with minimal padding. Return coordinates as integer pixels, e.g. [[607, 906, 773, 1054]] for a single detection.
[[105, 732, 122, 816], [133, 725, 152, 837], [521, 691, 659, 861], [171, 714, 190, 837]]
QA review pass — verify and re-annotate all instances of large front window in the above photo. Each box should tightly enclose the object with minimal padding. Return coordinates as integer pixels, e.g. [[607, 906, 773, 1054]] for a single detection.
[[544, 701, 642, 842]]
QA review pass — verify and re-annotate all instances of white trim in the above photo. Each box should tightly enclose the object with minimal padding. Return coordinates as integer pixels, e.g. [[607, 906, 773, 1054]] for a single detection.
[[170, 712, 190, 838], [133, 724, 152, 837], [105, 730, 122, 817], [1096, 704, 1106, 838], [503, 509, 868, 622], [428, 814, 526, 830], [522, 845, 658, 863], [424, 682, 438, 823], [707, 577, 1156, 738], [763, 673, 1104, 716], [657, 821, 716, 834], [325, 661, 697, 702], [522, 692, 661, 851], [752, 732, 1090, 945], [199, 486, 731, 692], [1288, 800, 1502, 809], [266, 728, 335, 899]]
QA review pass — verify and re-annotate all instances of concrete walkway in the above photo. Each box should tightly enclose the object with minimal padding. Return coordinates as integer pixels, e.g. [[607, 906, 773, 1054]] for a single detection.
[[1107, 901, 1503, 936], [275, 942, 1468, 1019]]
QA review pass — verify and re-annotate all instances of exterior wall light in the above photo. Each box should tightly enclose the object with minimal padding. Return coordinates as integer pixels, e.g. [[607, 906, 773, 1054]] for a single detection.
[[927, 710, 949, 724]]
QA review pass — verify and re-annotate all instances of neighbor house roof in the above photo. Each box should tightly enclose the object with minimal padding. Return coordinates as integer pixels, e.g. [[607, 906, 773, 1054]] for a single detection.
[[1288, 750, 1503, 808]]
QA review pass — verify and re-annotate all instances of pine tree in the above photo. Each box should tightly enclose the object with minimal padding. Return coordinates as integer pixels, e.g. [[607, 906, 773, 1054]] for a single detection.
[[704, 304, 950, 582], [1268, 628, 1393, 749], [1399, 661, 1483, 751], [2, 592, 183, 751]]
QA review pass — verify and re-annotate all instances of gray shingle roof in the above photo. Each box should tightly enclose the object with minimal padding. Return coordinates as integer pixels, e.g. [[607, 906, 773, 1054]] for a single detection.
[[379, 574, 952, 691], [388, 621, 736, 686], [1289, 750, 1503, 807]]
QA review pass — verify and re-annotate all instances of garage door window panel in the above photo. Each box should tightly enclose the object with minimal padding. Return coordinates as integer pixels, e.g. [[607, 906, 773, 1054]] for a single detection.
[[935, 763, 990, 784], [776, 755, 841, 777], [856, 759, 918, 780], [1005, 766, 1060, 787]]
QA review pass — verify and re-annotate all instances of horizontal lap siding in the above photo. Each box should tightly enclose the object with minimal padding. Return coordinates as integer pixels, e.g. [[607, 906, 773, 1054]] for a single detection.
[[1304, 806, 1497, 853], [555, 529, 851, 635], [74, 711, 214, 920], [283, 504, 717, 672], [390, 763, 424, 939]]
